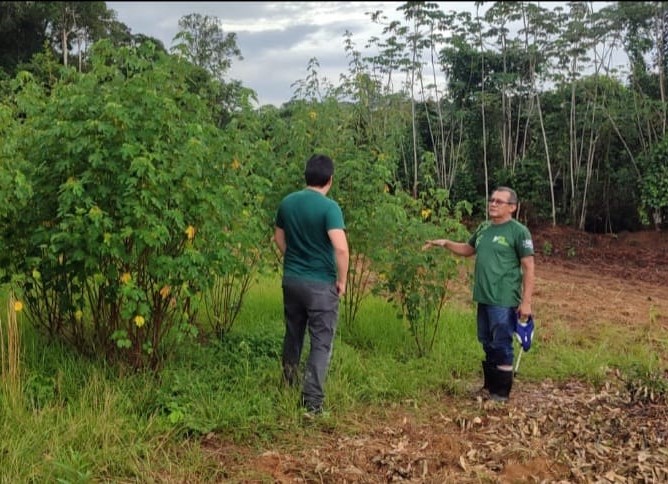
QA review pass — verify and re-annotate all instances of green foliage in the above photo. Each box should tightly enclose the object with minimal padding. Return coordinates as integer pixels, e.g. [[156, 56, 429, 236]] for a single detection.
[[376, 189, 470, 356], [624, 364, 668, 404], [494, 158, 553, 225], [201, 258, 259, 340], [638, 136, 668, 229], [538, 319, 665, 385], [0, 40, 272, 369], [0, 2, 120, 77], [0, 2, 51, 76], [194, 105, 279, 341], [336, 154, 399, 330], [171, 13, 242, 82], [169, 12, 247, 126]]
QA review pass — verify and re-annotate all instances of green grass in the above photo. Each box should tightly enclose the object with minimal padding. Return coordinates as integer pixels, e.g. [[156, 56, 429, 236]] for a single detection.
[[1, 273, 666, 481]]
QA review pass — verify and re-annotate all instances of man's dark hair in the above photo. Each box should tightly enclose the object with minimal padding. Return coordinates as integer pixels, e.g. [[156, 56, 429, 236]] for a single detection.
[[304, 154, 334, 187], [494, 186, 518, 204]]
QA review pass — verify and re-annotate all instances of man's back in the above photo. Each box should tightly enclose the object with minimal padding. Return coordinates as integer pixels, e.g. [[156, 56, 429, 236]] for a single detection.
[[276, 188, 345, 283]]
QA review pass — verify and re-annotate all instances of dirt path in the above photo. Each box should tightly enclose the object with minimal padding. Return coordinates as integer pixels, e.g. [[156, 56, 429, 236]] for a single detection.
[[203, 226, 668, 483]]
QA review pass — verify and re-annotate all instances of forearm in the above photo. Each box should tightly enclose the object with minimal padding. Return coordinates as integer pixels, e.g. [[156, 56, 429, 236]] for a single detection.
[[521, 271, 534, 306], [335, 249, 349, 286], [425, 239, 475, 257], [273, 227, 286, 255], [519, 256, 535, 318], [521, 257, 534, 303], [328, 228, 349, 294]]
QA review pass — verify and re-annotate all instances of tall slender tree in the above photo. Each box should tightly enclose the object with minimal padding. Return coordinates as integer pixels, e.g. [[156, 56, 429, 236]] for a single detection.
[[171, 13, 242, 82]]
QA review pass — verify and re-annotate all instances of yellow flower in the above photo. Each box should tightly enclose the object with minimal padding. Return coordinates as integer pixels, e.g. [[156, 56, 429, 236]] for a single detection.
[[13, 300, 23, 312], [134, 315, 145, 328], [308, 111, 317, 120], [74, 310, 83, 321], [120, 272, 132, 284], [159, 285, 171, 300], [421, 208, 432, 220], [185, 225, 196, 240]]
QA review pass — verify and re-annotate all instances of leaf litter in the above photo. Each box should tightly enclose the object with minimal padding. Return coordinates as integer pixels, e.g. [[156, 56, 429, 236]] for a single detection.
[[201, 226, 668, 482]]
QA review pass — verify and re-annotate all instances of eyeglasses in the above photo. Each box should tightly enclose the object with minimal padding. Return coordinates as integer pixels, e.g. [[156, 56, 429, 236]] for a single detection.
[[488, 198, 515, 205]]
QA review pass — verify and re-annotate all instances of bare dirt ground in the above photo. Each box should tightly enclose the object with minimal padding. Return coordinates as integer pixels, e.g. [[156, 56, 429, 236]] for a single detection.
[[203, 226, 668, 483]]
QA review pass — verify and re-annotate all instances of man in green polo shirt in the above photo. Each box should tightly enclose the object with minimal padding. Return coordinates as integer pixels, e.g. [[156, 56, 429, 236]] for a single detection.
[[423, 187, 535, 402], [274, 154, 349, 415]]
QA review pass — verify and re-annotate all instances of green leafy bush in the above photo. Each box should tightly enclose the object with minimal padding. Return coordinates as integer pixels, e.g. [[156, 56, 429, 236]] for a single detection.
[[0, 40, 268, 369], [376, 189, 470, 356]]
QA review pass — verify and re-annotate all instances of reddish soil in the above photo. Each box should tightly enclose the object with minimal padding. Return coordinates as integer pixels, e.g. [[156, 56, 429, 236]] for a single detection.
[[201, 225, 668, 483], [532, 225, 668, 332]]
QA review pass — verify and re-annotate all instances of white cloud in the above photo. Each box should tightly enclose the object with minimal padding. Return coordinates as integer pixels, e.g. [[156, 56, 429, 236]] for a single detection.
[[107, 1, 419, 106]]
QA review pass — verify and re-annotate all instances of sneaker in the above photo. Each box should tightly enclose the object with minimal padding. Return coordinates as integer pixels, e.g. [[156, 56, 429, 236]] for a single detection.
[[302, 409, 318, 420], [302, 408, 331, 420], [303, 404, 323, 414], [299, 395, 322, 413], [300, 398, 324, 418]]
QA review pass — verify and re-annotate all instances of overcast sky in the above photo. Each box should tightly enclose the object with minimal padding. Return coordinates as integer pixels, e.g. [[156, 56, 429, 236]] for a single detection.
[[106, 2, 622, 107], [107, 1, 473, 107]]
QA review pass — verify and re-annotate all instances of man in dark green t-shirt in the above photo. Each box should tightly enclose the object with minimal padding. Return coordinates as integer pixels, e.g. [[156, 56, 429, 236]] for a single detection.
[[274, 154, 349, 416], [423, 187, 535, 402]]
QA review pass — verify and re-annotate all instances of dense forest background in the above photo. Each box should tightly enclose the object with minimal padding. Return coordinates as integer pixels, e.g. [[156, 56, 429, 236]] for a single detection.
[[2, 1, 667, 234]]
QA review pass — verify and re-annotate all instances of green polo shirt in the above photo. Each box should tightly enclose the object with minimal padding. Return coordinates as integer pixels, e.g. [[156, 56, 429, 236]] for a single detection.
[[468, 219, 534, 306], [275, 189, 345, 283]]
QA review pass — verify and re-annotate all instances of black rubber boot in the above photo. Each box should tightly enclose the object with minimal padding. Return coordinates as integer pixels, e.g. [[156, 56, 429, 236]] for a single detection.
[[482, 360, 494, 391], [489, 367, 513, 402]]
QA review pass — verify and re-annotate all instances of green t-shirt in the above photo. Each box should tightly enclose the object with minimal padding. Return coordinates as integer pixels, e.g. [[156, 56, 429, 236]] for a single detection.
[[275, 189, 345, 283], [467, 219, 534, 307]]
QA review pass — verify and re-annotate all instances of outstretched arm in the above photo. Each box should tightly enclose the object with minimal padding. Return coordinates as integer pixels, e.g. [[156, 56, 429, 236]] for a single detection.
[[423, 239, 475, 257]]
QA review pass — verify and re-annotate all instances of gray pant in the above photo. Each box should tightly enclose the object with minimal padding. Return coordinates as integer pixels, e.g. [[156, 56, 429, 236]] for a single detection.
[[281, 278, 339, 411]]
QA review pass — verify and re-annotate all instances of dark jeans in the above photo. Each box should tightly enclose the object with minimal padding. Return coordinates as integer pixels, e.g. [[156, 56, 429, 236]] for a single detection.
[[281, 277, 339, 411], [476, 303, 515, 367]]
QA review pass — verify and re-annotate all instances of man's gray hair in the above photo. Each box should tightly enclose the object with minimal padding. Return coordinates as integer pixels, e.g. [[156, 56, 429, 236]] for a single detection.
[[494, 186, 518, 204]]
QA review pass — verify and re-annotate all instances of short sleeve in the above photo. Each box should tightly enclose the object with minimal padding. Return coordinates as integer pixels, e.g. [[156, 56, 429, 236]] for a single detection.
[[517, 225, 534, 258], [325, 203, 345, 231]]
